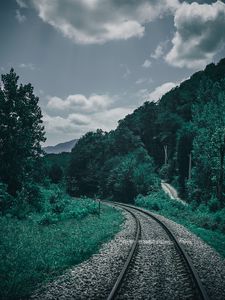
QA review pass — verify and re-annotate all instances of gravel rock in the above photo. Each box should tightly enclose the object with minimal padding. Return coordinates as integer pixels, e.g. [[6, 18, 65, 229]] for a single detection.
[[116, 209, 195, 300], [149, 211, 225, 300], [31, 204, 225, 300], [31, 208, 136, 300]]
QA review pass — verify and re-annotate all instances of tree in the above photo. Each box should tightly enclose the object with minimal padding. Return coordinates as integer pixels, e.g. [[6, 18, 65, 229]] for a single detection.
[[176, 123, 195, 197], [191, 79, 225, 202], [106, 148, 158, 203], [49, 164, 63, 184], [67, 130, 107, 196], [0, 69, 46, 195]]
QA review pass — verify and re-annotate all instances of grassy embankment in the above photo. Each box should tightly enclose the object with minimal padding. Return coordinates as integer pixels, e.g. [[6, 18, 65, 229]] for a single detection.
[[0, 185, 124, 300], [135, 191, 225, 258]]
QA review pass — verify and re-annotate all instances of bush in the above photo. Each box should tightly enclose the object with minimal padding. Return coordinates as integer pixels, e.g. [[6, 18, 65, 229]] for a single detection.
[[208, 196, 220, 212], [135, 190, 225, 257], [0, 203, 123, 299], [0, 183, 13, 213], [49, 164, 63, 184], [8, 183, 44, 219], [38, 212, 59, 225]]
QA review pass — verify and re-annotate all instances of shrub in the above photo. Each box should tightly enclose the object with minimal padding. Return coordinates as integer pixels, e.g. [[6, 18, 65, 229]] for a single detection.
[[38, 212, 59, 225], [0, 183, 13, 213], [49, 164, 63, 184], [208, 196, 220, 212]]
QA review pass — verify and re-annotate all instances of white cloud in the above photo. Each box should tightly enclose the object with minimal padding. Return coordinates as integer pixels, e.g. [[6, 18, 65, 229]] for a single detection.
[[136, 78, 147, 85], [47, 94, 112, 114], [44, 91, 134, 143], [44, 106, 132, 138], [148, 82, 177, 102], [165, 1, 225, 69], [15, 10, 26, 23], [151, 41, 167, 59], [19, 63, 35, 70], [122, 65, 131, 79], [135, 77, 153, 85], [25, 0, 179, 44], [142, 59, 151, 68], [16, 0, 28, 8]]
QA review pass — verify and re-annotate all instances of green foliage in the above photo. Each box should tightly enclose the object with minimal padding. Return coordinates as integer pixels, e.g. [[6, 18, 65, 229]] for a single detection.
[[49, 163, 63, 184], [11, 182, 44, 218], [43, 152, 71, 179], [190, 79, 225, 203], [106, 148, 159, 202], [135, 192, 225, 257], [67, 127, 158, 203], [0, 203, 123, 299], [67, 129, 107, 197], [0, 183, 13, 213], [0, 69, 45, 196], [66, 58, 225, 207]]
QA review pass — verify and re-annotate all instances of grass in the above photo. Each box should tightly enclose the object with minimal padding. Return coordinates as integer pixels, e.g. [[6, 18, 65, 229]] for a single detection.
[[135, 191, 225, 258], [0, 186, 124, 300]]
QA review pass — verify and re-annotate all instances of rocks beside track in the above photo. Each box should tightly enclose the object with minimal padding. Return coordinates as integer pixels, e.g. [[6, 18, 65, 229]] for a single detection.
[[31, 208, 136, 300], [150, 212, 225, 300], [31, 204, 225, 300]]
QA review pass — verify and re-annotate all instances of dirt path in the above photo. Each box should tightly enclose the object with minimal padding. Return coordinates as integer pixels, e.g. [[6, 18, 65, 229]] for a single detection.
[[161, 181, 187, 206]]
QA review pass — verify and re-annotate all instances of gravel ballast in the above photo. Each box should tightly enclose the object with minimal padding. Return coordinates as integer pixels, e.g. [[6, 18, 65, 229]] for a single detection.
[[149, 211, 225, 300], [116, 209, 195, 300], [31, 208, 136, 300], [31, 204, 225, 300]]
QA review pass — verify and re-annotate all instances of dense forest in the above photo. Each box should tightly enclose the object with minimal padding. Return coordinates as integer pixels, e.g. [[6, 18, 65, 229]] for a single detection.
[[1, 60, 225, 214], [1, 60, 225, 299], [67, 58, 225, 209], [1, 60, 225, 215]]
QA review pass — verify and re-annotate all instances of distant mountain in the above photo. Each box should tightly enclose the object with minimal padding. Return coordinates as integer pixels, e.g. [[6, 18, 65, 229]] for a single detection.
[[43, 139, 78, 154]]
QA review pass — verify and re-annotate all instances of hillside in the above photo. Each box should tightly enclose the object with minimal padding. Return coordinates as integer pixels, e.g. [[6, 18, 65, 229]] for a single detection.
[[43, 139, 77, 154], [67, 58, 225, 206]]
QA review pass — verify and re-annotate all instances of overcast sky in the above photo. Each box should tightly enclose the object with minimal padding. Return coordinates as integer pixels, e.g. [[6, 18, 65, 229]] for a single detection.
[[1, 0, 225, 145]]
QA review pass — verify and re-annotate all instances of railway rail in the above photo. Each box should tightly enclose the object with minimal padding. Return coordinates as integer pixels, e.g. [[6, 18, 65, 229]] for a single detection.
[[107, 202, 210, 300]]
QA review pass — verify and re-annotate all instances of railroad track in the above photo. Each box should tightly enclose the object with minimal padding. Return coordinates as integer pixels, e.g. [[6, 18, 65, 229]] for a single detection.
[[107, 204, 141, 300], [107, 202, 210, 300]]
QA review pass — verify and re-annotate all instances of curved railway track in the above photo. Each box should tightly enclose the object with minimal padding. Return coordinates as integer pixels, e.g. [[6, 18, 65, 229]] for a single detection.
[[107, 202, 210, 300], [107, 205, 141, 300]]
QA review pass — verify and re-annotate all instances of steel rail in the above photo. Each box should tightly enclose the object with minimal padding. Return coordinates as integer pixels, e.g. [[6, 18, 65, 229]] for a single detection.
[[107, 204, 141, 300], [116, 202, 210, 300]]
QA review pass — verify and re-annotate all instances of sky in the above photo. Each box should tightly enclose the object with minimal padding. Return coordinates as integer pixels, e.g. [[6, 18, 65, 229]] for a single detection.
[[1, 0, 225, 146]]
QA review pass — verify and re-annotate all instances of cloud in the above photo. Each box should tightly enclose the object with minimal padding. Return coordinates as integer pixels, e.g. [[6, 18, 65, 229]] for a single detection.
[[15, 9, 26, 23], [151, 41, 168, 59], [24, 0, 179, 44], [19, 63, 35, 70], [142, 59, 151, 68], [16, 0, 28, 8], [136, 78, 147, 85], [44, 91, 134, 143], [165, 1, 225, 69], [47, 94, 112, 114], [43, 106, 132, 138], [121, 65, 131, 79], [148, 82, 177, 102], [135, 77, 153, 85]]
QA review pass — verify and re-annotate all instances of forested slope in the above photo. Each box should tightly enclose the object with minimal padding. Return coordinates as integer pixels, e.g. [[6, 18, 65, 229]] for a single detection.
[[68, 58, 225, 208]]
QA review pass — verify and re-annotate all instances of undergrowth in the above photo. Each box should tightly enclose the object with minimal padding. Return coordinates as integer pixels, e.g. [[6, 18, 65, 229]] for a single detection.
[[0, 186, 123, 300], [135, 191, 225, 257]]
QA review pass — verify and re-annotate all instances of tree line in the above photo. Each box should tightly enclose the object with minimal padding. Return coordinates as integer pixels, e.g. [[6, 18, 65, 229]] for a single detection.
[[67, 58, 225, 208], [1, 59, 225, 215]]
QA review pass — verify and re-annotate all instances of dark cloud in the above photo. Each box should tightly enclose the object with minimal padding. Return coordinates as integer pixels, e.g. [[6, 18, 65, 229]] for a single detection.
[[166, 1, 225, 68], [20, 0, 179, 44]]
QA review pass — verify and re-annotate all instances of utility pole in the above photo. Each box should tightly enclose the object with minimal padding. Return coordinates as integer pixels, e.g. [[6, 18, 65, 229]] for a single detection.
[[188, 152, 192, 180]]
